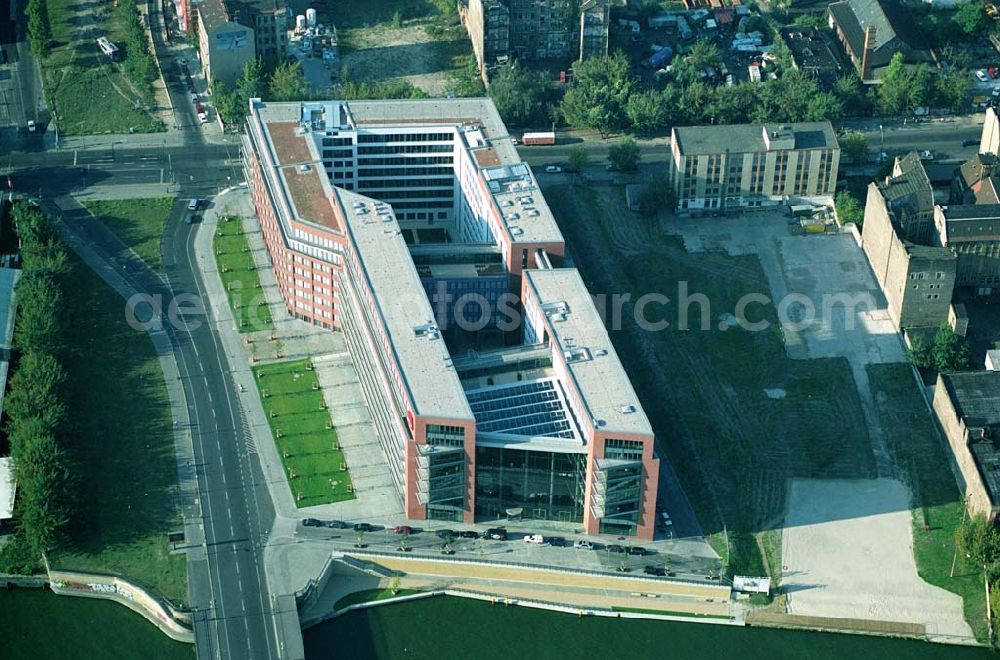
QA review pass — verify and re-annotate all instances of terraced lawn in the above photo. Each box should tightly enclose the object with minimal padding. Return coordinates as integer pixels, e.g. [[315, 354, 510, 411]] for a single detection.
[[214, 216, 273, 333], [254, 358, 355, 507]]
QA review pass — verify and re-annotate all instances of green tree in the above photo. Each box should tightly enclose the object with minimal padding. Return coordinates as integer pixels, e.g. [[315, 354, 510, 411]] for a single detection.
[[13, 271, 63, 354], [608, 136, 641, 172], [450, 54, 486, 98], [908, 64, 933, 111], [905, 335, 933, 369], [935, 69, 971, 114], [5, 351, 66, 432], [213, 80, 243, 126], [840, 131, 870, 164], [26, 0, 51, 58], [625, 89, 670, 135], [835, 190, 864, 227], [637, 177, 676, 219], [488, 61, 551, 127], [953, 0, 988, 35], [956, 513, 1000, 569], [561, 52, 635, 136], [879, 53, 913, 115], [238, 59, 265, 103], [834, 74, 869, 116], [568, 144, 589, 173], [267, 61, 307, 102], [10, 418, 70, 557], [675, 40, 722, 85], [12, 201, 54, 247], [932, 323, 970, 372]]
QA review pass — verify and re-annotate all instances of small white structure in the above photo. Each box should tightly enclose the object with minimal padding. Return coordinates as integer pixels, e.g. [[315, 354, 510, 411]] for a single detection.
[[986, 349, 1000, 371], [0, 457, 15, 522], [295, 14, 306, 32], [306, 7, 317, 26], [733, 575, 771, 594]]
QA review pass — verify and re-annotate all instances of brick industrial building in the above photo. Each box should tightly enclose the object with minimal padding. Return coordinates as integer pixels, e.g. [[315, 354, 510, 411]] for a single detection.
[[242, 97, 659, 539], [667, 122, 840, 214], [827, 0, 932, 82]]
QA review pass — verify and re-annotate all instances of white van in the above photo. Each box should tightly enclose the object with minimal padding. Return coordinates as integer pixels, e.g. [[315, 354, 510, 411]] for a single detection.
[[187, 198, 199, 211]]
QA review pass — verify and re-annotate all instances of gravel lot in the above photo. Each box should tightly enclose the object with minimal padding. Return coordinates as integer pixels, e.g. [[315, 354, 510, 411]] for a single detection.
[[781, 478, 973, 643]]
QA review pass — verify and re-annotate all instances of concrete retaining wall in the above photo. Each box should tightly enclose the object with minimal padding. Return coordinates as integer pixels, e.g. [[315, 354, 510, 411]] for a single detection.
[[48, 570, 194, 643]]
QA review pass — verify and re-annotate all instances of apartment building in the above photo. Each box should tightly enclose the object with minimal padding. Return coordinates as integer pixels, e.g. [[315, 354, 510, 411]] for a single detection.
[[861, 155, 957, 330], [462, 0, 611, 80], [195, 0, 255, 85], [934, 204, 1000, 293], [242, 97, 659, 538], [667, 122, 840, 213]]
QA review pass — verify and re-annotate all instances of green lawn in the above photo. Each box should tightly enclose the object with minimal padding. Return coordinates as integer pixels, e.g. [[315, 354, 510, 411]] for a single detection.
[[42, 0, 164, 135], [254, 359, 355, 507], [84, 198, 173, 272], [49, 253, 186, 605], [866, 362, 987, 642], [546, 184, 877, 577], [334, 589, 421, 611], [214, 216, 273, 333]]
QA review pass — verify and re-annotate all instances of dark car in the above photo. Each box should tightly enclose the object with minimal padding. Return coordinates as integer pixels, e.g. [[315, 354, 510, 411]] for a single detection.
[[606, 544, 625, 554], [458, 530, 479, 539], [547, 537, 566, 547], [963, 138, 978, 147], [302, 518, 323, 527], [0, 49, 7, 65], [436, 529, 457, 539], [644, 565, 667, 576], [394, 525, 413, 535], [325, 520, 347, 529], [483, 527, 508, 541], [627, 546, 648, 556], [353, 522, 374, 533]]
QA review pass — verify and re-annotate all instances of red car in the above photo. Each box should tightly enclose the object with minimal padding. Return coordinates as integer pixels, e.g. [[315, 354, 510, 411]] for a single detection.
[[394, 525, 413, 535], [195, 102, 205, 113]]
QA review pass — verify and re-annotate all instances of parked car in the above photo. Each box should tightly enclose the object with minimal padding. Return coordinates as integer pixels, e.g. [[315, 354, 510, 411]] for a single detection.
[[483, 527, 507, 540], [544, 165, 562, 173], [605, 163, 620, 172], [976, 69, 990, 83], [606, 544, 626, 554], [547, 537, 566, 547], [458, 530, 479, 539], [394, 525, 413, 535], [627, 546, 648, 556], [644, 565, 667, 576], [326, 520, 347, 529], [187, 198, 199, 211], [511, 137, 519, 145], [435, 529, 457, 539], [0, 49, 7, 65], [26, 120, 36, 133], [573, 540, 594, 550], [963, 138, 979, 147], [198, 112, 208, 124], [353, 522, 374, 532], [302, 518, 323, 527], [919, 150, 934, 160], [523, 534, 546, 544]]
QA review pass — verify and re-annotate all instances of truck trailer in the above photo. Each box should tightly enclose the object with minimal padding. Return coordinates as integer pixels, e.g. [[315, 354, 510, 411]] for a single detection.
[[521, 131, 556, 146]]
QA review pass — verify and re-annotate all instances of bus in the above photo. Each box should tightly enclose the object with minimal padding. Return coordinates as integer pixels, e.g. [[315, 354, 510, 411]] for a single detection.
[[97, 37, 121, 62]]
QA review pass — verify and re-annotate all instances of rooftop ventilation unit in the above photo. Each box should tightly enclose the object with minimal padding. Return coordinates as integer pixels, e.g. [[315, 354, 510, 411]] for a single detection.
[[563, 347, 591, 363], [595, 348, 608, 356], [519, 196, 534, 205], [297, 164, 311, 173], [295, 124, 311, 136], [510, 226, 524, 236], [413, 322, 440, 338], [541, 301, 569, 316], [526, 209, 540, 217], [353, 201, 366, 209], [616, 404, 636, 414], [502, 200, 514, 207], [506, 213, 520, 221], [380, 213, 393, 222]]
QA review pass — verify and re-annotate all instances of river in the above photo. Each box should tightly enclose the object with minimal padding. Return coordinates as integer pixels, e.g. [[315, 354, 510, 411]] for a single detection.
[[2, 590, 994, 660]]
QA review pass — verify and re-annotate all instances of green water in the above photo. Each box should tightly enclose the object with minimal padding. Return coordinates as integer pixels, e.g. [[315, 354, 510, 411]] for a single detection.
[[0, 589, 194, 660], [303, 597, 994, 660]]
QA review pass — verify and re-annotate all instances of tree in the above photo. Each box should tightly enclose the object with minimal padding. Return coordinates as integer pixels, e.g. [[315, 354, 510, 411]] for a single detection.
[[932, 323, 970, 372], [238, 59, 265, 103], [26, 0, 51, 58], [560, 52, 635, 136], [488, 61, 551, 127], [834, 190, 864, 228], [953, 0, 988, 35], [450, 54, 486, 98], [908, 64, 933, 111], [5, 351, 66, 432], [607, 136, 641, 172], [267, 61, 307, 102], [840, 131, 870, 164], [935, 69, 971, 114], [213, 80, 243, 126], [834, 74, 869, 116], [956, 514, 1000, 569], [637, 177, 676, 219], [879, 53, 913, 115], [13, 271, 63, 354], [906, 335, 933, 369], [625, 90, 670, 135], [568, 144, 589, 173]]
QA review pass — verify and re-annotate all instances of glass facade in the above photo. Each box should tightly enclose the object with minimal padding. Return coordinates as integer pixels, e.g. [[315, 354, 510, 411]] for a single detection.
[[474, 446, 586, 523], [594, 439, 645, 536], [420, 424, 466, 522]]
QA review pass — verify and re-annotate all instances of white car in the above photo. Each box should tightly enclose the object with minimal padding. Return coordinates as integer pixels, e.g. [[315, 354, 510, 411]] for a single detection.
[[573, 540, 594, 550], [919, 150, 934, 160], [511, 137, 519, 145], [544, 165, 562, 173], [523, 534, 546, 544], [26, 120, 36, 133], [198, 112, 208, 124], [977, 69, 990, 83]]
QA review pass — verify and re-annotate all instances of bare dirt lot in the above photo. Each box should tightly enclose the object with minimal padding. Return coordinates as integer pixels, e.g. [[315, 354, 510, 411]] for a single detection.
[[340, 24, 470, 96], [782, 478, 973, 643]]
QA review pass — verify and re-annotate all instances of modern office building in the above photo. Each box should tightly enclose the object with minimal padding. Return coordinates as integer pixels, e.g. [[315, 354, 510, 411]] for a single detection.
[[242, 97, 659, 538], [667, 122, 840, 213]]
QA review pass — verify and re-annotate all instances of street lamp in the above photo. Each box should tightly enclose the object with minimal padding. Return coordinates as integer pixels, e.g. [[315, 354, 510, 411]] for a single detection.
[[879, 124, 884, 160]]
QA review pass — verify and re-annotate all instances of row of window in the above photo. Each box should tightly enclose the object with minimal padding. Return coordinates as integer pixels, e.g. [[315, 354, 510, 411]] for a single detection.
[[357, 132, 454, 143]]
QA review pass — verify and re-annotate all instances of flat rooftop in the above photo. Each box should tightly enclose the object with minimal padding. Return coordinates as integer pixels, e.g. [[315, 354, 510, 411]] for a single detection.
[[524, 269, 653, 437], [673, 121, 839, 156], [337, 187, 472, 421]]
